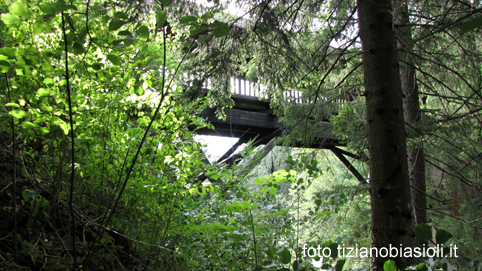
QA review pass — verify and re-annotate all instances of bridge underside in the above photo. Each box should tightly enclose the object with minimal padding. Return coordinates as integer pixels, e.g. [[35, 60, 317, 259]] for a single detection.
[[189, 93, 367, 184]]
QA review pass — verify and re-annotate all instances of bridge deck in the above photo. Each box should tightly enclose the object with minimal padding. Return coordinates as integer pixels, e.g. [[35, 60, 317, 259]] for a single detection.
[[188, 77, 365, 184], [190, 89, 342, 148]]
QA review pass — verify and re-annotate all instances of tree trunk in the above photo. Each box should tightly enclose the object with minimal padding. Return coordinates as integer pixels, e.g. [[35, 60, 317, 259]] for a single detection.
[[357, 0, 414, 269], [393, 0, 427, 249]]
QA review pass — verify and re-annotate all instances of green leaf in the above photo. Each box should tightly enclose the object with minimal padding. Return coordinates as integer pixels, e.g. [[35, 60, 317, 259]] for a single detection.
[[107, 54, 120, 65], [5, 103, 20, 108], [413, 223, 432, 241], [201, 12, 213, 20], [279, 248, 291, 264], [72, 43, 85, 55], [109, 19, 126, 31], [231, 202, 243, 210], [22, 189, 36, 201], [334, 259, 346, 271], [65, 32, 75, 44], [156, 10, 167, 27], [211, 21, 229, 37], [39, 3, 55, 14], [9, 1, 33, 19], [113, 40, 124, 49], [435, 229, 452, 244], [76, 28, 88, 42], [327, 242, 338, 258], [92, 63, 103, 71], [0, 60, 11, 73], [0, 48, 16, 58], [293, 259, 300, 271], [461, 16, 482, 34], [415, 263, 428, 271], [190, 27, 207, 37], [118, 30, 131, 36], [33, 200, 40, 216], [21, 121, 38, 129], [136, 25, 149, 39], [160, 0, 172, 6], [54, 2, 69, 13], [55, 120, 69, 135], [37, 88, 50, 97], [179, 15, 197, 24], [1, 13, 20, 25], [114, 11, 128, 19], [33, 21, 48, 35], [9, 110, 27, 119], [143, 56, 154, 66], [41, 63, 53, 72], [383, 260, 397, 271], [66, 14, 76, 31], [266, 247, 276, 259]]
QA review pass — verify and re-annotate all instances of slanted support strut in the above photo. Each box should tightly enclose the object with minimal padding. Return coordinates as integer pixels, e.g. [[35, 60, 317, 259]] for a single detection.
[[329, 147, 367, 184]]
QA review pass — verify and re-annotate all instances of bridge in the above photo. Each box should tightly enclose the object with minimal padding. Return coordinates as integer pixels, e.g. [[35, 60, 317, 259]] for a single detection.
[[188, 76, 367, 184]]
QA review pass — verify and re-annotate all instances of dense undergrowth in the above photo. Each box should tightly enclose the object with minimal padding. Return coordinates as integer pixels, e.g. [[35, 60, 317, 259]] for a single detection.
[[1, 0, 482, 270]]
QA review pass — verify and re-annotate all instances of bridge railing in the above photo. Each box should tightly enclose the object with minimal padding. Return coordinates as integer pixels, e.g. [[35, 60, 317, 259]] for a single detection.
[[183, 74, 356, 106]]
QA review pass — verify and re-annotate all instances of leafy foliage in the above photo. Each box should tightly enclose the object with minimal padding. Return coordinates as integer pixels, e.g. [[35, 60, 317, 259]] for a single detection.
[[1, 0, 482, 270]]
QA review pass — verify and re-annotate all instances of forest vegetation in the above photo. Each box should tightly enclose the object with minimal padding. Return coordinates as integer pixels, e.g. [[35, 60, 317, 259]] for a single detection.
[[0, 0, 482, 270]]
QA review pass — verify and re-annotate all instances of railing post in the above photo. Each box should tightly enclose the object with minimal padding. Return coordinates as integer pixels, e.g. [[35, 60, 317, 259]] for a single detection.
[[236, 78, 242, 94], [243, 79, 247, 95]]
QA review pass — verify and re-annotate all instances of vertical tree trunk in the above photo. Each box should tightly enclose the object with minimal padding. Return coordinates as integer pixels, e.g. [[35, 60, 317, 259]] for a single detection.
[[393, 0, 427, 249], [357, 0, 414, 269]]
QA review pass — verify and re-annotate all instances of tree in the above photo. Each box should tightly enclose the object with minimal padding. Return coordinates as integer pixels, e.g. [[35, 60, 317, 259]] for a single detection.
[[0, 1, 216, 269], [2, 0, 482, 270], [357, 0, 413, 269], [179, 0, 415, 269], [393, 0, 427, 249], [406, 0, 482, 260]]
